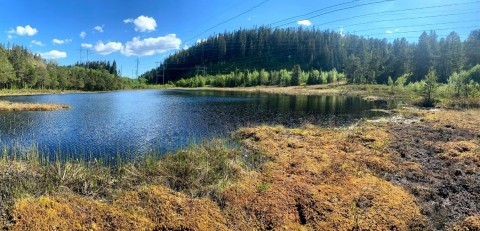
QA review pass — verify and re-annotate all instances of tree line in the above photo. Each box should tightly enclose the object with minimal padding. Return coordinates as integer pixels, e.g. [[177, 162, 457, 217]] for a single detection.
[[141, 27, 480, 85], [175, 66, 346, 87], [0, 44, 143, 91]]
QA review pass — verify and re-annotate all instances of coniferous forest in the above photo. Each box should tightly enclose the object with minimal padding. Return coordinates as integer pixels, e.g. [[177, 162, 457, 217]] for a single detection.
[[0, 44, 143, 91], [141, 27, 480, 86]]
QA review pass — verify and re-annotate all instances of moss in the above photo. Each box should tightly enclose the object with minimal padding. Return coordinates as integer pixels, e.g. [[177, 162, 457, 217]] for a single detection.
[[450, 215, 480, 230], [10, 194, 154, 230], [224, 125, 424, 230], [115, 185, 229, 230]]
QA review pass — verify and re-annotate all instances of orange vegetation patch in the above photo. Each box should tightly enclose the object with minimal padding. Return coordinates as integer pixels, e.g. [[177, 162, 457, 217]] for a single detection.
[[11, 194, 153, 230], [11, 185, 228, 231], [223, 125, 424, 230], [0, 100, 70, 111], [423, 109, 480, 134], [115, 185, 229, 230], [450, 215, 480, 230]]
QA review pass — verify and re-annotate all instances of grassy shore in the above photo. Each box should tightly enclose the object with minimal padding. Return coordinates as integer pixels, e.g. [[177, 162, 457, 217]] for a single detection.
[[172, 83, 421, 103], [1, 107, 479, 230]]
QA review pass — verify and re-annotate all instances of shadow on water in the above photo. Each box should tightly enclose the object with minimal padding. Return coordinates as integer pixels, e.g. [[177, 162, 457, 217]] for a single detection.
[[0, 89, 398, 161]]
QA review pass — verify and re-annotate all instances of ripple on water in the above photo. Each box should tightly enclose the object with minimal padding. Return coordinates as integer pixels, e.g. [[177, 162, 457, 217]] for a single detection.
[[0, 90, 398, 159]]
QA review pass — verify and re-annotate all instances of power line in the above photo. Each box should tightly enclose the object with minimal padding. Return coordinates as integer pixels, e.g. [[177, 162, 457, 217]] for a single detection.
[[313, 1, 480, 28], [352, 19, 480, 33], [359, 25, 479, 37], [185, 0, 270, 43], [273, 0, 394, 28], [267, 0, 359, 26], [345, 10, 480, 28]]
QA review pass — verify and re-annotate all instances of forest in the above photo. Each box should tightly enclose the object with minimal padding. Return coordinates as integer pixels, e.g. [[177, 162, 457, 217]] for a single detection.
[[0, 44, 144, 91], [141, 27, 480, 86]]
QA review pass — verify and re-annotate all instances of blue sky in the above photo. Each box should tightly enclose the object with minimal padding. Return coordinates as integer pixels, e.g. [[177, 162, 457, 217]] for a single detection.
[[1, 0, 479, 78]]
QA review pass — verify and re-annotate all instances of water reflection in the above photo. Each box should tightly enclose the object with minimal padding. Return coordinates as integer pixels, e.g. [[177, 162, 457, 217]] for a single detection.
[[0, 90, 396, 158]]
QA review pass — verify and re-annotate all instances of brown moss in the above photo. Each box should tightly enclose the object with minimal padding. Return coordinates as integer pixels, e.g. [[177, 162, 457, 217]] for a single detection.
[[10, 194, 153, 230], [449, 215, 480, 230], [115, 185, 229, 230], [224, 125, 424, 230], [435, 141, 479, 162]]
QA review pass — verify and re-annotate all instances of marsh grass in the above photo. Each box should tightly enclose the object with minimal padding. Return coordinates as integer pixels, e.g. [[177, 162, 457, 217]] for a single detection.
[[0, 138, 252, 228], [0, 100, 70, 111]]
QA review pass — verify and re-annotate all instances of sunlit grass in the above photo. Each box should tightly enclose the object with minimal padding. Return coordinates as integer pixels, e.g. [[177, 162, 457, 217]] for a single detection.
[[0, 100, 70, 111]]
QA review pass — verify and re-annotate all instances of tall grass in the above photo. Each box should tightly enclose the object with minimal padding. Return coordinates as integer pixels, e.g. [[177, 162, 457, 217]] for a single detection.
[[0, 138, 261, 227]]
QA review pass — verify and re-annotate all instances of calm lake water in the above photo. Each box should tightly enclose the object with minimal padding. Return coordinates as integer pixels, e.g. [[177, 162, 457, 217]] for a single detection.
[[0, 90, 396, 158]]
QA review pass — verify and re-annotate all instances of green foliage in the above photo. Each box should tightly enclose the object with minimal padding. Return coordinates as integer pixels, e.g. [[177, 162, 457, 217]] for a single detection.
[[422, 69, 438, 106], [174, 68, 345, 88], [0, 44, 142, 91], [387, 76, 394, 87], [395, 73, 410, 87], [142, 28, 479, 87], [291, 64, 301, 86], [158, 139, 241, 197]]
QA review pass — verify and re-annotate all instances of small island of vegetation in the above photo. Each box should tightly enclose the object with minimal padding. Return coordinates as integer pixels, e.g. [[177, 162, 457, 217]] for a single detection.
[[0, 100, 70, 111]]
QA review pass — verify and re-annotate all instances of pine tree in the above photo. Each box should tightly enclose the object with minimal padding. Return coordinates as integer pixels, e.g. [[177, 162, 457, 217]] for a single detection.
[[291, 64, 301, 86], [422, 69, 438, 106]]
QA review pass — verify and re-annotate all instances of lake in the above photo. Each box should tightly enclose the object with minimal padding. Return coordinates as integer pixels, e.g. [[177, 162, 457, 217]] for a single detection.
[[0, 90, 396, 159]]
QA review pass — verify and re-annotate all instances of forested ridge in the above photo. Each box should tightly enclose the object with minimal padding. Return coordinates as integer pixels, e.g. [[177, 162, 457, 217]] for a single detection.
[[141, 27, 480, 85], [0, 44, 142, 91]]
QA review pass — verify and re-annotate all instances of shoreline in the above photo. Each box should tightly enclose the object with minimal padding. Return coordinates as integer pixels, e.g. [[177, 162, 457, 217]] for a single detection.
[[169, 83, 418, 102]]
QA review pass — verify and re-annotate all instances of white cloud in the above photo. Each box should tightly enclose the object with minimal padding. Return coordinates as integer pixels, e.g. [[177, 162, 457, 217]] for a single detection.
[[94, 25, 104, 33], [31, 40, 45, 46], [196, 38, 207, 44], [121, 34, 181, 56], [80, 31, 86, 38], [394, 28, 400, 32], [94, 41, 123, 55], [7, 35, 13, 39], [386, 30, 393, 34], [52, 38, 72, 44], [8, 25, 38, 36], [297, 20, 312, 26], [124, 15, 157, 32], [81, 43, 93, 48], [38, 50, 67, 59], [183, 44, 189, 50]]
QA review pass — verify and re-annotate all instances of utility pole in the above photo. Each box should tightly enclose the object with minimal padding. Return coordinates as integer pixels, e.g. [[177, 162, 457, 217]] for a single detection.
[[76, 47, 83, 63], [155, 61, 166, 85], [196, 65, 206, 76], [135, 58, 139, 78], [85, 49, 90, 62]]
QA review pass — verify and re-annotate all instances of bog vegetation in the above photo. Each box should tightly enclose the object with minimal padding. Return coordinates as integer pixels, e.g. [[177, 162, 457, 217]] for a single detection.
[[1, 109, 479, 230]]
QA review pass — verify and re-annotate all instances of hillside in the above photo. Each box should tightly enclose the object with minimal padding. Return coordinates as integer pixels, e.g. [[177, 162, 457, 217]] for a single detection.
[[141, 27, 480, 85], [0, 44, 141, 91]]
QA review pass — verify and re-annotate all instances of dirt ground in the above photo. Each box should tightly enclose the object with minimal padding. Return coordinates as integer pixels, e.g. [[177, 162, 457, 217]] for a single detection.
[[383, 109, 480, 230]]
